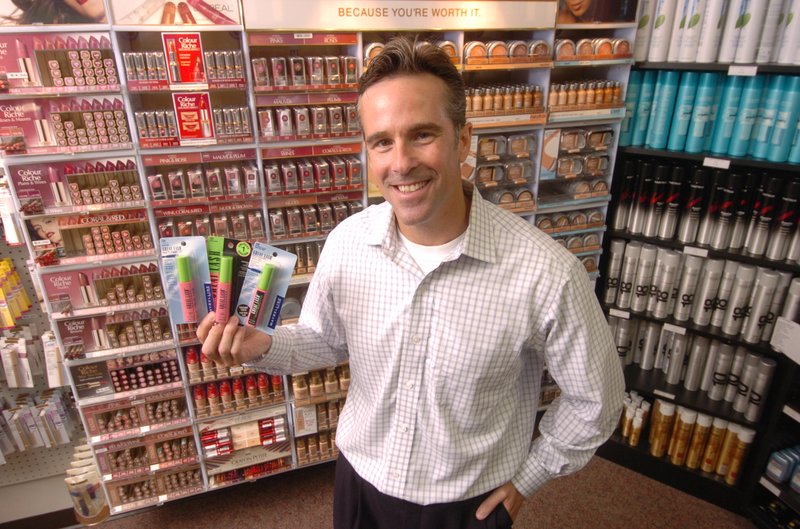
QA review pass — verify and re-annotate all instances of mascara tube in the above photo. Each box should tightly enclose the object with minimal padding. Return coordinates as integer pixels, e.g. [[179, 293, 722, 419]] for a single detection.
[[246, 264, 276, 327], [720, 264, 756, 336], [616, 242, 642, 309], [658, 165, 685, 240], [741, 269, 779, 343], [176, 255, 199, 323], [691, 259, 725, 327], [214, 256, 234, 325], [630, 244, 659, 313], [765, 179, 800, 261], [603, 240, 627, 305], [673, 255, 704, 322], [710, 260, 739, 329], [677, 168, 708, 244], [612, 160, 638, 231], [643, 165, 669, 237]]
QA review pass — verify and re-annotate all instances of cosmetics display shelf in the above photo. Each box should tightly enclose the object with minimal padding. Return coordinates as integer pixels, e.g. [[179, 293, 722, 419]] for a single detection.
[[558, 22, 639, 30], [759, 476, 800, 516], [108, 482, 205, 516], [31, 250, 158, 273], [622, 363, 758, 428], [597, 435, 747, 512], [634, 62, 800, 76], [536, 195, 612, 213], [749, 500, 799, 529], [463, 63, 553, 72], [87, 418, 193, 447], [547, 107, 625, 124], [112, 25, 243, 33], [468, 115, 548, 131], [604, 304, 778, 360], [0, 88, 123, 100], [206, 462, 293, 491], [49, 299, 166, 321], [20, 200, 148, 217], [620, 146, 800, 173], [66, 339, 177, 366], [555, 58, 635, 68], [607, 230, 800, 276], [76, 381, 184, 408], [194, 401, 288, 427]]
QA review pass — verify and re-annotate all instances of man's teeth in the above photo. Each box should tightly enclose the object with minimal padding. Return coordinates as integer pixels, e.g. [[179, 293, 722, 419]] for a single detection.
[[397, 182, 426, 193]]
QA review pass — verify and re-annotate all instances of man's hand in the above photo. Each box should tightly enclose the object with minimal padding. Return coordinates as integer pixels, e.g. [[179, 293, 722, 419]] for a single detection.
[[475, 482, 524, 522], [196, 312, 272, 367]]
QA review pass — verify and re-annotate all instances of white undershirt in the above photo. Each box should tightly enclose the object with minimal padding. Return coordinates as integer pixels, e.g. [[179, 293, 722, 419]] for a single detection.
[[398, 229, 466, 275]]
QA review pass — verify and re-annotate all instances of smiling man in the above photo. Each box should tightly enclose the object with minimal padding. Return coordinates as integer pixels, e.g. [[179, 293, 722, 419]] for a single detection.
[[197, 35, 623, 529]]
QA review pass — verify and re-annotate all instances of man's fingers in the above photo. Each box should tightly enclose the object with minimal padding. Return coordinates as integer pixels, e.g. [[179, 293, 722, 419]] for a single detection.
[[196, 312, 216, 342], [216, 315, 241, 366], [231, 325, 249, 364], [200, 319, 223, 363], [475, 488, 505, 521]]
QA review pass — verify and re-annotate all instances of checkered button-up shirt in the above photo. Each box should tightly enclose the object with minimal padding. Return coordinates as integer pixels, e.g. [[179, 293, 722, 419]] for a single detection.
[[259, 183, 624, 504]]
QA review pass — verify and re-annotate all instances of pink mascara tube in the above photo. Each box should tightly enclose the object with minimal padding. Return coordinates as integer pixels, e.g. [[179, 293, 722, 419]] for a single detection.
[[176, 255, 199, 323], [214, 255, 234, 325]]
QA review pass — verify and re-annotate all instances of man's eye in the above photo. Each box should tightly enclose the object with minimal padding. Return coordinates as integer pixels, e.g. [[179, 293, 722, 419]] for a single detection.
[[373, 139, 391, 149]]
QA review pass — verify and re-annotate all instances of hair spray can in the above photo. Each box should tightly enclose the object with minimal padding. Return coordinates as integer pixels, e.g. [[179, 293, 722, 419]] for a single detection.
[[677, 168, 708, 244], [631, 244, 659, 313], [691, 259, 725, 326], [617, 242, 643, 309], [720, 264, 757, 335], [604, 240, 628, 304], [695, 0, 728, 62]]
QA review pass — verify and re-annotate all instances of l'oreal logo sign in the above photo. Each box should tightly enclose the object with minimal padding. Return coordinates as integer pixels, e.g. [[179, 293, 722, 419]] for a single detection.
[[17, 169, 43, 182]]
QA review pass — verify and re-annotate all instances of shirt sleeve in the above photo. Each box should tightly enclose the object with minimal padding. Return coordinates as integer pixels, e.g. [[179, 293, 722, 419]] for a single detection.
[[511, 260, 625, 496], [245, 231, 350, 375]]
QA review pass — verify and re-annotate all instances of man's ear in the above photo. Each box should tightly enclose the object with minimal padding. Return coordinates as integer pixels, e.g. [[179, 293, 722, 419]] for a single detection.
[[458, 122, 473, 163]]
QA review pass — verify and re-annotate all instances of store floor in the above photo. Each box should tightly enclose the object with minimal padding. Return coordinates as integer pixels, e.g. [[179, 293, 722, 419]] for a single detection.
[[89, 456, 757, 529]]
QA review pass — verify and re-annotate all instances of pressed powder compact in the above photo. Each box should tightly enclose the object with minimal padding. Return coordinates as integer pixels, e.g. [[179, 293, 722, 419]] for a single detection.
[[363, 43, 384, 66], [464, 41, 488, 64], [436, 41, 459, 62], [528, 40, 550, 60], [554, 39, 576, 60]]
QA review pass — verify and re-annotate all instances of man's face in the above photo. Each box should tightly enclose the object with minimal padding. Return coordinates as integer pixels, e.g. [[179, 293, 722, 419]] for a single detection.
[[359, 73, 471, 244]]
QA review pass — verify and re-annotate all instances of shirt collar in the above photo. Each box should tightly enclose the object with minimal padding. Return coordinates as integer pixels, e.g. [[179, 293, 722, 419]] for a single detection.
[[365, 180, 497, 264]]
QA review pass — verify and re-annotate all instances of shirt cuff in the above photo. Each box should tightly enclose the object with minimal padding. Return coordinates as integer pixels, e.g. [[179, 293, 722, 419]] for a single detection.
[[242, 326, 294, 374], [511, 453, 555, 497]]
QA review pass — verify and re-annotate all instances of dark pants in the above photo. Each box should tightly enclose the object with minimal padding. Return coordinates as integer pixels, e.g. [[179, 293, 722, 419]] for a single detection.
[[333, 454, 514, 529]]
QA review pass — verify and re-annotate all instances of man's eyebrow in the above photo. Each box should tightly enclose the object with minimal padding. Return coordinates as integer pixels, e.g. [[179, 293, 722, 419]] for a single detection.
[[365, 122, 444, 145]]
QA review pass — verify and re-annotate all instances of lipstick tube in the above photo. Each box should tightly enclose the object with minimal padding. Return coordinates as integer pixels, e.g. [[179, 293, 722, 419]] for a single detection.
[[177, 2, 196, 23], [176, 255, 199, 323], [214, 256, 234, 325], [246, 264, 275, 327], [161, 2, 176, 24]]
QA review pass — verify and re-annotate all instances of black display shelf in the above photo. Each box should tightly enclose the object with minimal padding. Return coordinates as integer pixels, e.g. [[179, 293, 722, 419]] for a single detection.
[[759, 476, 800, 517], [621, 363, 757, 428], [602, 302, 779, 360], [634, 61, 800, 75], [597, 435, 747, 513], [619, 146, 800, 174], [607, 229, 800, 275]]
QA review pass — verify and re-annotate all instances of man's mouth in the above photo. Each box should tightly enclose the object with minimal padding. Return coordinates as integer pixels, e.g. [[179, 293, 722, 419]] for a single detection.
[[395, 181, 428, 193]]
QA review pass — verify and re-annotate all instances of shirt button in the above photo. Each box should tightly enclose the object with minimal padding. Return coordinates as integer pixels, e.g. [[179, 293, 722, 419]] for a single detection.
[[412, 335, 421, 344], [400, 425, 408, 433], [390, 472, 400, 480], [405, 381, 414, 390]]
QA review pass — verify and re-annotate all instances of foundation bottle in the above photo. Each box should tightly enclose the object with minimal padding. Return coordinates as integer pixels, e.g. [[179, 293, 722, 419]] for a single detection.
[[621, 403, 635, 438], [309, 372, 325, 397], [685, 413, 712, 469], [669, 408, 697, 466], [523, 87, 533, 109], [613, 82, 623, 105], [533, 86, 543, 108], [715, 423, 742, 476], [465, 89, 472, 113], [472, 88, 484, 112], [513, 87, 524, 109], [557, 84, 568, 107], [566, 83, 578, 106], [577, 83, 587, 106], [724, 428, 756, 485], [586, 82, 597, 105], [595, 82, 605, 104], [548, 85, 559, 108], [603, 81, 614, 104], [324, 368, 339, 393], [292, 374, 310, 399], [338, 365, 351, 390], [700, 417, 730, 472], [483, 88, 495, 112], [494, 88, 504, 110]]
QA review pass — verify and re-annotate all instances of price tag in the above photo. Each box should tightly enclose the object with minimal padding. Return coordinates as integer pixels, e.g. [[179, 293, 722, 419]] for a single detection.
[[771, 317, 800, 364], [663, 323, 687, 335], [102, 474, 112, 481], [728, 65, 758, 77], [703, 157, 731, 170], [760, 476, 781, 497], [150, 464, 160, 471], [294, 33, 313, 39], [158, 494, 168, 503], [683, 246, 709, 258], [140, 426, 151, 434], [609, 308, 630, 320], [653, 389, 676, 400], [783, 405, 800, 424]]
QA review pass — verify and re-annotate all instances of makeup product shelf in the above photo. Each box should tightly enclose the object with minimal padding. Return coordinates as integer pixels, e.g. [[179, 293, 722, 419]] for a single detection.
[[634, 62, 800, 76], [555, 58, 635, 68], [620, 146, 800, 173], [88, 418, 194, 447], [597, 435, 747, 512], [77, 381, 185, 408], [607, 229, 800, 275], [758, 476, 800, 516], [66, 339, 177, 366]]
